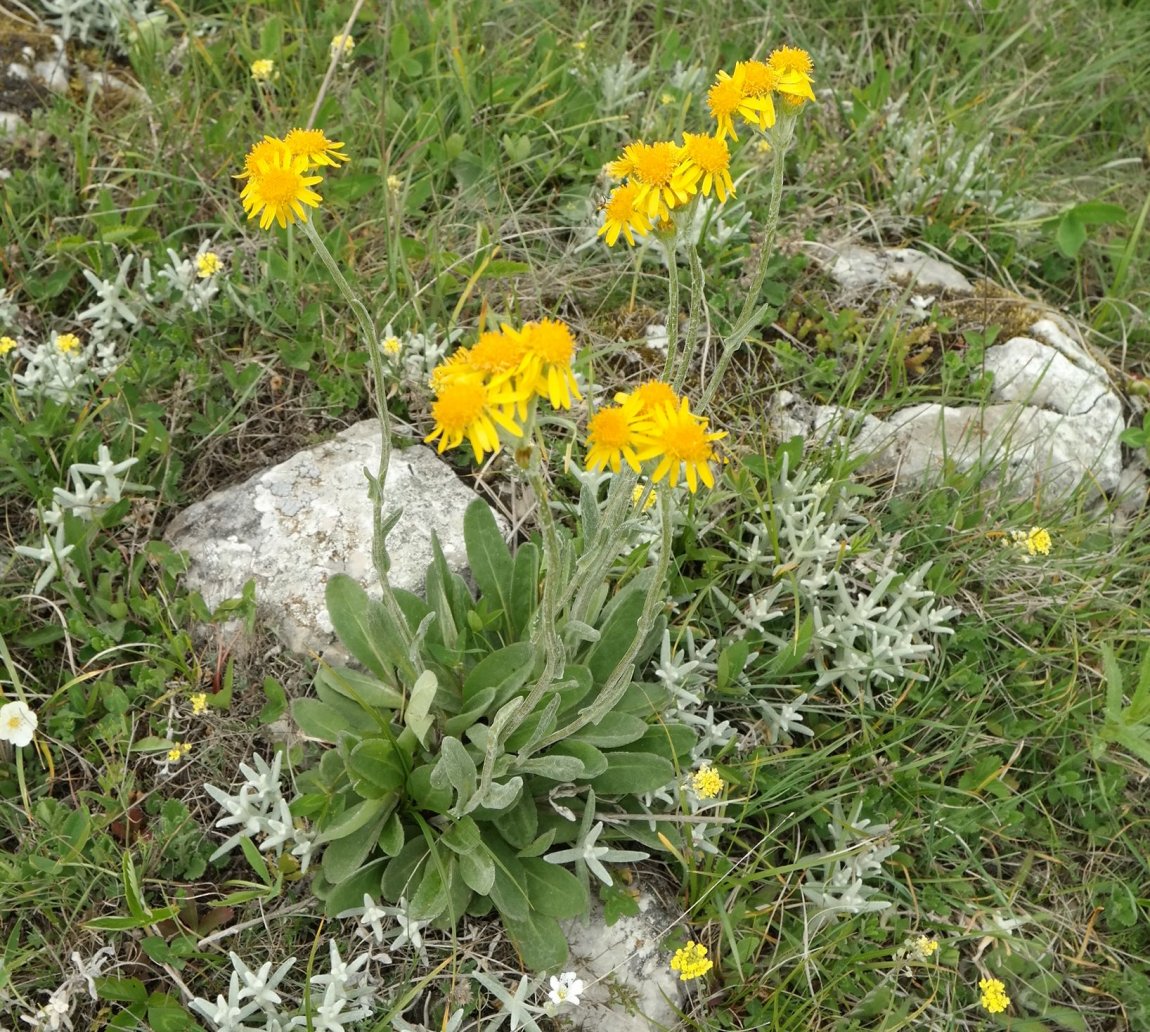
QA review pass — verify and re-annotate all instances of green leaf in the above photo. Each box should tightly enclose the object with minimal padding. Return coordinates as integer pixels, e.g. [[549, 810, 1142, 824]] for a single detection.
[[316, 663, 403, 712], [463, 642, 535, 707], [1055, 212, 1087, 258], [591, 752, 675, 795], [321, 805, 391, 884], [347, 740, 406, 798], [486, 838, 531, 921], [410, 859, 451, 921], [316, 795, 395, 845], [1068, 201, 1126, 225], [292, 697, 361, 743], [378, 813, 406, 858], [325, 574, 406, 678], [547, 741, 607, 779], [444, 686, 497, 736], [513, 754, 587, 780], [476, 776, 524, 812], [503, 909, 569, 970], [631, 723, 696, 765], [405, 669, 438, 746], [521, 857, 588, 918], [407, 764, 452, 812], [464, 500, 514, 631], [584, 578, 652, 684], [382, 840, 429, 901], [257, 676, 287, 724], [508, 540, 542, 638], [431, 736, 478, 811], [570, 712, 650, 748], [442, 815, 483, 855], [492, 791, 538, 849], [458, 846, 496, 896]]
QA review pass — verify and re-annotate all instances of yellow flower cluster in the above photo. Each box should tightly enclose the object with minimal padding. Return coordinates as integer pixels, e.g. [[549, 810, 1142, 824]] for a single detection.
[[691, 764, 725, 799], [0, 336, 18, 357], [598, 45, 814, 248], [166, 742, 192, 763], [1012, 526, 1052, 556], [235, 129, 349, 230], [424, 320, 581, 462], [670, 941, 713, 981], [978, 977, 1010, 1014], [587, 380, 726, 493], [56, 333, 82, 355]]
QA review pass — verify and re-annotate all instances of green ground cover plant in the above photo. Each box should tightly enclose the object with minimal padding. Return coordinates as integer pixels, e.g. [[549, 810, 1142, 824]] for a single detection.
[[1, 1, 1149, 1030]]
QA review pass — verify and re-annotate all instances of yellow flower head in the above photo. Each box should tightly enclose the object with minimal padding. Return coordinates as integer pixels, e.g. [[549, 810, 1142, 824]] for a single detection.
[[250, 58, 277, 82], [707, 66, 768, 141], [626, 140, 691, 220], [585, 393, 646, 474], [190, 692, 209, 715], [691, 764, 724, 799], [387, 174, 403, 195], [768, 45, 816, 106], [670, 941, 713, 982], [618, 379, 679, 416], [518, 318, 583, 410], [979, 977, 1010, 1015], [330, 33, 355, 59], [283, 128, 350, 169], [383, 335, 403, 356], [424, 379, 522, 462], [195, 252, 222, 278], [735, 59, 779, 129], [597, 181, 652, 247], [56, 333, 82, 355], [673, 132, 735, 203], [239, 140, 324, 230], [234, 136, 284, 181], [631, 483, 657, 511], [167, 742, 192, 763], [469, 327, 527, 382], [912, 936, 939, 959], [0, 336, 18, 356], [429, 347, 477, 393], [634, 395, 727, 493], [1010, 526, 1052, 556]]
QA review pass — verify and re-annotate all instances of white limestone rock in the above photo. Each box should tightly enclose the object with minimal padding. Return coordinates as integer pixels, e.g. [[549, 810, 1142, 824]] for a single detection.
[[561, 893, 686, 1032], [818, 243, 975, 297], [790, 328, 1125, 501], [165, 421, 504, 657]]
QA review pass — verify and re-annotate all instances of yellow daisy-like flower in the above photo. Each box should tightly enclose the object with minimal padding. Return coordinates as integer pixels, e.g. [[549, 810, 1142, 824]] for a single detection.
[[691, 764, 724, 799], [469, 327, 527, 382], [706, 66, 767, 141], [239, 141, 324, 230], [56, 333, 82, 355], [196, 252, 222, 278], [190, 693, 209, 715], [626, 140, 691, 220], [250, 58, 276, 82], [673, 132, 735, 203], [978, 977, 1010, 1015], [768, 45, 816, 106], [735, 59, 779, 130], [424, 379, 522, 462], [585, 393, 646, 474], [670, 941, 713, 982], [635, 395, 726, 493], [597, 181, 652, 247], [518, 318, 583, 410], [429, 347, 477, 394], [233, 136, 284, 181], [0, 336, 18, 356], [618, 379, 679, 416], [283, 128, 350, 169]]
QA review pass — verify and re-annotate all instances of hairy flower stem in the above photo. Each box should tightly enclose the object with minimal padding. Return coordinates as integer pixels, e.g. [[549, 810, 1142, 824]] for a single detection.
[[700, 124, 791, 412], [507, 460, 568, 732], [528, 487, 672, 755], [564, 470, 638, 625], [302, 218, 412, 656], [673, 242, 706, 393], [660, 235, 681, 382]]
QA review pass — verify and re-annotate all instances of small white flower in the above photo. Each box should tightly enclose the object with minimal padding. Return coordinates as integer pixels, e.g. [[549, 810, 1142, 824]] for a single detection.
[[338, 893, 391, 945], [0, 700, 38, 748], [229, 952, 295, 1013], [70, 946, 114, 1000], [547, 971, 584, 1007], [69, 444, 143, 504]]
